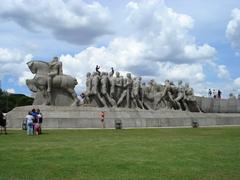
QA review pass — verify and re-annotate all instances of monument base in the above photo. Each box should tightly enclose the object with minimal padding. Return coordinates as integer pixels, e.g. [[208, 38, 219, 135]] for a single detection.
[[6, 105, 240, 129]]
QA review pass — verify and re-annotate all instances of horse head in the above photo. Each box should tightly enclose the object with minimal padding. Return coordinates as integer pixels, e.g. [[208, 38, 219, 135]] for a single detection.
[[27, 61, 36, 74], [27, 60, 49, 75]]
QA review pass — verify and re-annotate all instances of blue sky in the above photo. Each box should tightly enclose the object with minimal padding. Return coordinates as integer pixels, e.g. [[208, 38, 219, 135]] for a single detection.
[[0, 0, 240, 98]]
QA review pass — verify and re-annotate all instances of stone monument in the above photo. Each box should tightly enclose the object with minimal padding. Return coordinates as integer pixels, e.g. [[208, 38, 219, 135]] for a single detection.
[[26, 57, 79, 106], [83, 67, 201, 112], [6, 61, 240, 129]]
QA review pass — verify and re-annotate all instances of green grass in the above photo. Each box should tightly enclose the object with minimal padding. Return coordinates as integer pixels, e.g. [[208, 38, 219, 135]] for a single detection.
[[0, 127, 240, 180]]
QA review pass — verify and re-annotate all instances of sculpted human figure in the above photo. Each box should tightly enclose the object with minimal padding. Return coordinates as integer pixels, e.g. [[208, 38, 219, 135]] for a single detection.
[[108, 67, 115, 98], [146, 79, 157, 100], [85, 72, 92, 96], [117, 75, 128, 107], [133, 77, 144, 109], [184, 83, 201, 112], [47, 57, 63, 92], [117, 73, 137, 108], [84, 72, 92, 103], [115, 72, 123, 101], [162, 80, 173, 101], [101, 72, 116, 107], [174, 80, 188, 110], [159, 80, 176, 109], [91, 72, 107, 107], [26, 59, 79, 106], [141, 82, 152, 110], [91, 72, 100, 95]]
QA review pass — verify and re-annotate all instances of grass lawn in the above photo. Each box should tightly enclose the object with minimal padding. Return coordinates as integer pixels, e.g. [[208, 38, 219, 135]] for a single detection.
[[0, 127, 240, 180]]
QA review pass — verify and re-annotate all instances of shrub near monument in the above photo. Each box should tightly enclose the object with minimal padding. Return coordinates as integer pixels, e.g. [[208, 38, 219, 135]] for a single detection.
[[0, 89, 33, 112]]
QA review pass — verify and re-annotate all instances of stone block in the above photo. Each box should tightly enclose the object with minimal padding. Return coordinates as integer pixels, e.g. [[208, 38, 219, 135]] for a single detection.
[[5, 105, 240, 129]]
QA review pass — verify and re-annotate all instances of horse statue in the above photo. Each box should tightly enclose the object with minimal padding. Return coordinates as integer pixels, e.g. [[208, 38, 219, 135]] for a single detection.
[[26, 60, 79, 106]]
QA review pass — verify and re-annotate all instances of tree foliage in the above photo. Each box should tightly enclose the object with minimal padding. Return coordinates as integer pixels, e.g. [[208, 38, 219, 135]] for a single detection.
[[0, 89, 33, 112]]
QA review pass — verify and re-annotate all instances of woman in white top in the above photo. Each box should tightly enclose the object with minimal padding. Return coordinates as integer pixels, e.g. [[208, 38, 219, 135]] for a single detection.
[[25, 111, 34, 135]]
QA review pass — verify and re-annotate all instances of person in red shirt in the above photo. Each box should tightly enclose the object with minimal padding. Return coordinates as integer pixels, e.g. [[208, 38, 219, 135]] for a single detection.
[[99, 111, 105, 128]]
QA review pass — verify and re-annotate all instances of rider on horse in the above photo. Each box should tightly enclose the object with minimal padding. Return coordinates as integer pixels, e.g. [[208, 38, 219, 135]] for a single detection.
[[47, 57, 63, 92]]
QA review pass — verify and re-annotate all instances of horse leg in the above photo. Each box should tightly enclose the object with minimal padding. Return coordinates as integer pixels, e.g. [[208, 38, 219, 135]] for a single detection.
[[38, 86, 51, 105], [66, 88, 79, 106]]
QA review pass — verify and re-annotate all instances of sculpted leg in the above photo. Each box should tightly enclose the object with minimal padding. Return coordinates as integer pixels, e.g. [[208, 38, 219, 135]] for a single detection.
[[117, 91, 127, 107], [97, 93, 108, 107], [174, 94, 184, 110], [153, 94, 163, 110], [106, 93, 117, 107], [47, 76, 52, 92]]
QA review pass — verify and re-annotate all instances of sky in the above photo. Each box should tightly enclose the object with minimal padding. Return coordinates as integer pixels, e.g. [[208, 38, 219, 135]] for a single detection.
[[0, 0, 240, 98]]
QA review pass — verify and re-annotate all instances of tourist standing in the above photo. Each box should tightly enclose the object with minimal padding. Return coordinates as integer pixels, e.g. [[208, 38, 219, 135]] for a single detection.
[[31, 109, 38, 134], [0, 110, 7, 134], [37, 109, 43, 134], [78, 93, 85, 105], [96, 65, 101, 75], [208, 89, 212, 97], [217, 90, 222, 99], [213, 89, 217, 99], [99, 111, 105, 128], [26, 112, 34, 135]]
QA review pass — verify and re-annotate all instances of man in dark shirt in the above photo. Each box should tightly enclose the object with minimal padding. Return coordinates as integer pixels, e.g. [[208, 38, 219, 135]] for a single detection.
[[0, 110, 7, 134]]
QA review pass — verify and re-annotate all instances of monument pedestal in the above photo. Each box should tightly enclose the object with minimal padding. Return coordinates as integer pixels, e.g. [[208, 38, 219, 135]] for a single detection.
[[6, 105, 240, 129]]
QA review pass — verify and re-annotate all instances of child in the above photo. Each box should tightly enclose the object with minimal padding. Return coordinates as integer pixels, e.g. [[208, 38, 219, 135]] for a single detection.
[[34, 122, 41, 135], [37, 109, 43, 134]]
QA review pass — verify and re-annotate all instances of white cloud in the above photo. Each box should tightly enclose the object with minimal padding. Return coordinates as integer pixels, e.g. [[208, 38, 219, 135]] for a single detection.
[[0, 0, 111, 45], [217, 65, 230, 79], [57, 0, 218, 94], [156, 62, 205, 83], [0, 0, 223, 97], [7, 88, 15, 94], [183, 44, 216, 62], [234, 77, 240, 87], [0, 48, 23, 62], [0, 48, 33, 86], [19, 71, 34, 86], [226, 8, 240, 52], [125, 0, 216, 63]]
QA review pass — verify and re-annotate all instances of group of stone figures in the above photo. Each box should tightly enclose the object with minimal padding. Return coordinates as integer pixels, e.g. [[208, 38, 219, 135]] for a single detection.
[[84, 66, 201, 112], [25, 58, 201, 112]]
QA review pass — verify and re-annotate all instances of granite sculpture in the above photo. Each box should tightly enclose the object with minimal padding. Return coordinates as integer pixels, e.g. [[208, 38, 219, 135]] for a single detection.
[[25, 59, 201, 112], [26, 57, 79, 106], [83, 67, 201, 112]]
